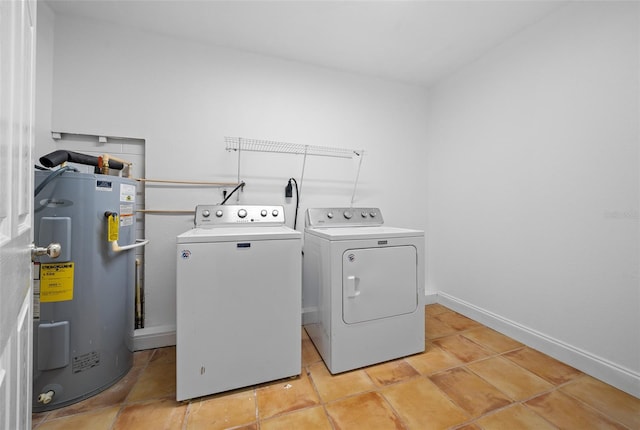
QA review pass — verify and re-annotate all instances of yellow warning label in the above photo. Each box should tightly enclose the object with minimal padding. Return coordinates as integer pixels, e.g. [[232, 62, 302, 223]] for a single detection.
[[40, 262, 74, 302], [108, 214, 119, 241]]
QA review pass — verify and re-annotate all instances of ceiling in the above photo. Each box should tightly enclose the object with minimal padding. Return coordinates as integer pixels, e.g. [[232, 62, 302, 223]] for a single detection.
[[44, 0, 568, 88]]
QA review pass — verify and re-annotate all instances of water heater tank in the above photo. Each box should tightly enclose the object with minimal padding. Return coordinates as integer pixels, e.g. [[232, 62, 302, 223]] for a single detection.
[[33, 169, 137, 412]]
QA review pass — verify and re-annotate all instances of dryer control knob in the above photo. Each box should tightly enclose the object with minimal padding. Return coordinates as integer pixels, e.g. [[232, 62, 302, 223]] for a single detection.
[[261, 210, 267, 217], [327, 212, 334, 219], [344, 210, 353, 219], [361, 211, 368, 218], [272, 209, 279, 217], [202, 209, 211, 218], [238, 209, 247, 218], [370, 211, 377, 218], [215, 210, 223, 217]]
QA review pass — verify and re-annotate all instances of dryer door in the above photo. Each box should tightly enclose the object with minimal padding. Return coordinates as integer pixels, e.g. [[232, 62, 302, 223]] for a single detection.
[[342, 246, 418, 324]]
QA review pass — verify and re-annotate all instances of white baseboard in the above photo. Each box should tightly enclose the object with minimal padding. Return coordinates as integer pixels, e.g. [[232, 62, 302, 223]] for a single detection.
[[132, 325, 176, 351], [437, 292, 640, 398], [424, 291, 438, 305]]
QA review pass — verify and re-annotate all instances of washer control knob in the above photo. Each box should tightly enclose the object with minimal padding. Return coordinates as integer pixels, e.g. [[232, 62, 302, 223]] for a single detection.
[[202, 209, 211, 218], [361, 211, 368, 218], [344, 210, 353, 219], [238, 209, 247, 218], [370, 211, 377, 218], [215, 210, 223, 217], [261, 209, 268, 217], [327, 212, 334, 219], [272, 209, 279, 217]]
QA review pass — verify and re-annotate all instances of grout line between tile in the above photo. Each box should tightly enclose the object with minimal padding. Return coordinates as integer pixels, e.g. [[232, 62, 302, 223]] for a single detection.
[[303, 363, 337, 430], [552, 381, 635, 430]]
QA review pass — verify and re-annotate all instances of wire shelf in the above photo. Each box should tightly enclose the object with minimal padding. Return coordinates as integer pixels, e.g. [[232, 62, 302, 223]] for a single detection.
[[224, 135, 365, 205], [225, 136, 362, 159]]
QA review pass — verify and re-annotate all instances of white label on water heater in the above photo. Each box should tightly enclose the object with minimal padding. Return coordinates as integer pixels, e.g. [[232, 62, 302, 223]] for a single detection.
[[120, 183, 136, 202], [120, 204, 134, 216], [120, 204, 134, 226]]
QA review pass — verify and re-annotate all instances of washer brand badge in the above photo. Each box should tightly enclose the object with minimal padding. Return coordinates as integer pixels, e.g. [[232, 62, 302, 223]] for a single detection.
[[181, 250, 191, 259], [347, 253, 356, 262], [96, 180, 113, 191]]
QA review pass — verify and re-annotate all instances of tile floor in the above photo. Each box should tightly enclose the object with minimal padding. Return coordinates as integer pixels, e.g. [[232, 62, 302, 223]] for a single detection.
[[32, 304, 640, 430]]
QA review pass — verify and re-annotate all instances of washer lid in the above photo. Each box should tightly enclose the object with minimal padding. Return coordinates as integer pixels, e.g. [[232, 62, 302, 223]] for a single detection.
[[177, 225, 301, 243], [305, 225, 423, 241]]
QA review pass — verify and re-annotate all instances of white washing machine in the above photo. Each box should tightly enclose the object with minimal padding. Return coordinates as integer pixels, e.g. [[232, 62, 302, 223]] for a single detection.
[[303, 207, 424, 374], [176, 205, 301, 401]]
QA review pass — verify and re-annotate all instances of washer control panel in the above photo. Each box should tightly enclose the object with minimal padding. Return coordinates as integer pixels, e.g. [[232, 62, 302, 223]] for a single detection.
[[195, 205, 285, 227], [305, 207, 384, 228]]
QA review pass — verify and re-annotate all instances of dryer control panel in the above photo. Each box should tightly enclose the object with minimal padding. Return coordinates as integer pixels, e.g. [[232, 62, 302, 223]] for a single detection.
[[305, 207, 384, 228], [195, 205, 285, 227]]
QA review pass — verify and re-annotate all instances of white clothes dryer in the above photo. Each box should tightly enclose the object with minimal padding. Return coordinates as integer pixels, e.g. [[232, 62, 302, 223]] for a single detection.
[[303, 208, 424, 374], [176, 205, 301, 401]]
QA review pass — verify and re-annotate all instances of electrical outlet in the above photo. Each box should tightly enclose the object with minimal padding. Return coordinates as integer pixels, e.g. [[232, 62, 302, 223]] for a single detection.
[[285, 180, 293, 198]]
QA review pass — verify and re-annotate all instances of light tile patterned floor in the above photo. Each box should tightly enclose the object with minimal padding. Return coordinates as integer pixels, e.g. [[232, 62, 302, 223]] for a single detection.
[[32, 304, 640, 429]]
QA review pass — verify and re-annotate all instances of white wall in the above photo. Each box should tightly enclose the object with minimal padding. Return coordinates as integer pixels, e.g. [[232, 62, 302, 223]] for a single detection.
[[425, 1, 639, 396], [37, 0, 638, 397], [35, 3, 54, 156], [35, 7, 430, 346]]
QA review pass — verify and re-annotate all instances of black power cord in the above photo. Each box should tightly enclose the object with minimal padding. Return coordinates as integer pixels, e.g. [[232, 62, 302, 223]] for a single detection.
[[286, 178, 300, 230], [220, 181, 245, 205]]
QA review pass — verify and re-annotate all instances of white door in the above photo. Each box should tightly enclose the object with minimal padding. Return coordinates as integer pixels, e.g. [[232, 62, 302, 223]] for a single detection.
[[0, 0, 37, 428], [342, 246, 418, 324]]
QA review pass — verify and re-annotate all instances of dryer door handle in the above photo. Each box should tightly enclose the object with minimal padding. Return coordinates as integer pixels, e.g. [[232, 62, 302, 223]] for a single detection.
[[346, 275, 361, 298]]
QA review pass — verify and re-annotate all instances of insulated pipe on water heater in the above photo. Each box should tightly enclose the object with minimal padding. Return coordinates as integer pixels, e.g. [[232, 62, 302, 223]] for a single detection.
[[39, 150, 125, 170]]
